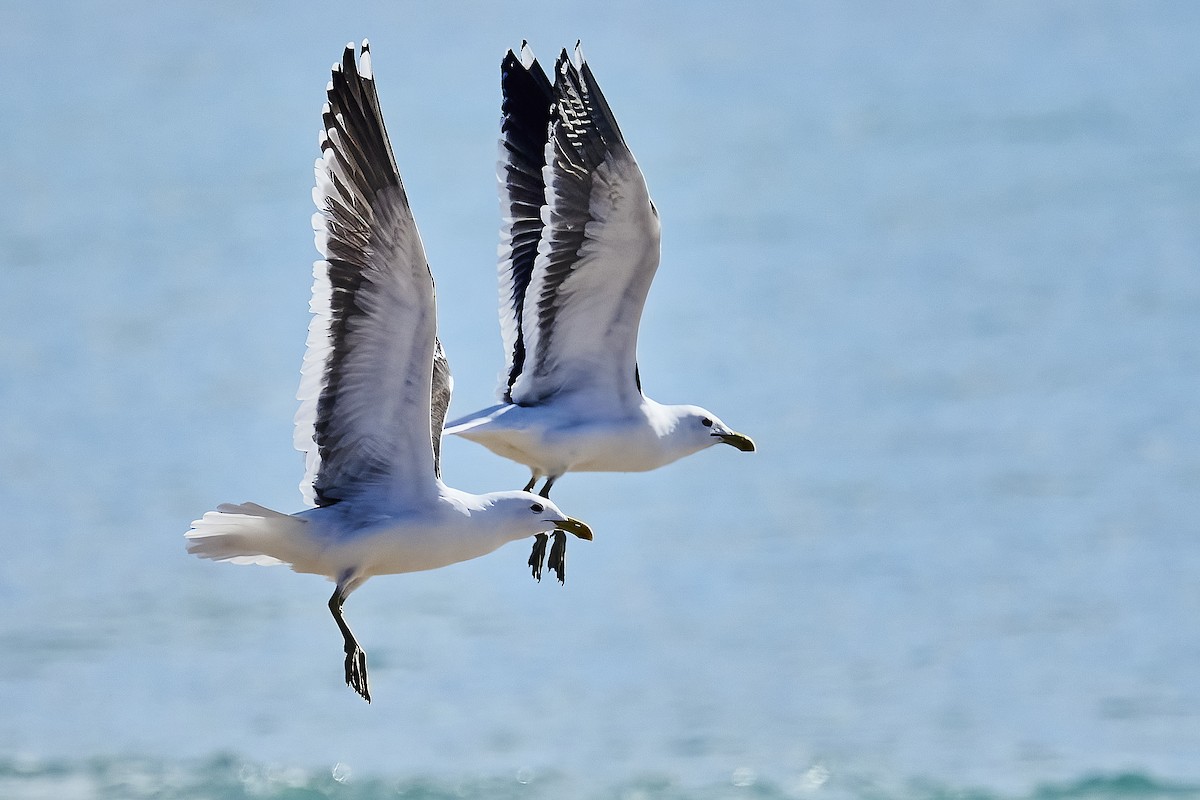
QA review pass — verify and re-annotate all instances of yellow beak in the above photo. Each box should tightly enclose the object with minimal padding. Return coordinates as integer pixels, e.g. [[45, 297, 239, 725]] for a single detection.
[[555, 516, 594, 541], [716, 431, 756, 452]]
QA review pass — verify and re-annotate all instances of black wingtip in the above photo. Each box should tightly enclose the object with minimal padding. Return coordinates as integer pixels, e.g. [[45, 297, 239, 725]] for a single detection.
[[553, 48, 571, 86], [341, 42, 358, 80]]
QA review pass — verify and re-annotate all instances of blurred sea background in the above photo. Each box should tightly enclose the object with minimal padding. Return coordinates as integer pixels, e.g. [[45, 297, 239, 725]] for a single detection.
[[1, 1, 1199, 798]]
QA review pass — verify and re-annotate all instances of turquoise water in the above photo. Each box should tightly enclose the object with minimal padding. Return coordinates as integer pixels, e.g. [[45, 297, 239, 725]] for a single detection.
[[2, 1, 1199, 797], [5, 758, 1200, 800], [2, 758, 1199, 800]]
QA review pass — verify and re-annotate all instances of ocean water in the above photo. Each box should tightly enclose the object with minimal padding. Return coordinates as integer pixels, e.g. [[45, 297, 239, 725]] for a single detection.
[[2, 1, 1199, 798]]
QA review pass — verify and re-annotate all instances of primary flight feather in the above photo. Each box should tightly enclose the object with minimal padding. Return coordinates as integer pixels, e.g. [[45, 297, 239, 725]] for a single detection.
[[445, 43, 753, 582], [185, 41, 592, 703]]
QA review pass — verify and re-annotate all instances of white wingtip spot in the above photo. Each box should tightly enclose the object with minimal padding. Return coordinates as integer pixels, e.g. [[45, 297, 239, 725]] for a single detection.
[[312, 215, 330, 257], [574, 41, 585, 67], [520, 41, 536, 69], [326, 127, 344, 155], [360, 48, 373, 79]]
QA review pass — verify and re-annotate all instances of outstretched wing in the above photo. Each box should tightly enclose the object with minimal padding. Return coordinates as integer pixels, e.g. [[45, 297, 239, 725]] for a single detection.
[[496, 42, 554, 403], [508, 45, 661, 410], [294, 41, 448, 508]]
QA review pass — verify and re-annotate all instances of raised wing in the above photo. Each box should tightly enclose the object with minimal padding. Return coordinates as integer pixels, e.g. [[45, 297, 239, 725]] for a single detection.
[[508, 45, 661, 410], [496, 43, 554, 403], [294, 41, 447, 507], [429, 336, 452, 479]]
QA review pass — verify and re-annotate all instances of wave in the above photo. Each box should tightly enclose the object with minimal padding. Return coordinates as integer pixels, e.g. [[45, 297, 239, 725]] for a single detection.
[[0, 755, 1198, 800]]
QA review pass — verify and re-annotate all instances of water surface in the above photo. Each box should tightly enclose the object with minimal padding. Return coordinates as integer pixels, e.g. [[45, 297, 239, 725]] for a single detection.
[[1, 1, 1198, 797]]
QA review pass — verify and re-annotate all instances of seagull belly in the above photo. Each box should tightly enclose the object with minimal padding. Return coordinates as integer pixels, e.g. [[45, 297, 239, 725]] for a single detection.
[[451, 404, 671, 474], [336, 516, 513, 578], [565, 429, 666, 472], [541, 418, 670, 474]]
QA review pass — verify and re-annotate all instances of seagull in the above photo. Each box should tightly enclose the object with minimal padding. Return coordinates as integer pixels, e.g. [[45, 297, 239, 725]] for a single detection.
[[444, 43, 755, 584], [185, 41, 592, 703]]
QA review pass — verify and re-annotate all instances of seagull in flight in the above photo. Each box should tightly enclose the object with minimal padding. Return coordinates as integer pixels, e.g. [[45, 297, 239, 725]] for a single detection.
[[444, 43, 754, 584], [185, 41, 592, 703]]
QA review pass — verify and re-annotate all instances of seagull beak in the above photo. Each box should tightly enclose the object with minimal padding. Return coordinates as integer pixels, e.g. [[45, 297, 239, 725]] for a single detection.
[[714, 431, 756, 452], [554, 516, 594, 541]]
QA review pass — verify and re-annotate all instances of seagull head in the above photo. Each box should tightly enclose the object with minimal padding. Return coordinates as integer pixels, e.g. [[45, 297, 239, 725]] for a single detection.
[[667, 405, 756, 456], [488, 491, 593, 541]]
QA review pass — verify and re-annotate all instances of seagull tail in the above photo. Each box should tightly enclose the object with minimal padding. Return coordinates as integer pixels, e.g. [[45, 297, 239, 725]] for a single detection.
[[184, 502, 306, 567]]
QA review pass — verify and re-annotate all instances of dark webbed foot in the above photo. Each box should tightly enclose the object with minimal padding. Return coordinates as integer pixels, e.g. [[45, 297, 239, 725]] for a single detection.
[[344, 643, 370, 703], [329, 584, 370, 703], [528, 532, 548, 581], [525, 476, 564, 583], [547, 530, 567, 584]]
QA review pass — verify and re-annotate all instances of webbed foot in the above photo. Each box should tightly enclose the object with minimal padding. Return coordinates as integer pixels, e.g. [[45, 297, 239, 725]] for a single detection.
[[528, 532, 548, 582], [547, 530, 567, 584], [344, 642, 370, 703]]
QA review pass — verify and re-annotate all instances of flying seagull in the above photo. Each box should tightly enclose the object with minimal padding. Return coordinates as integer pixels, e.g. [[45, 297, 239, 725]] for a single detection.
[[444, 43, 754, 584], [185, 41, 592, 703]]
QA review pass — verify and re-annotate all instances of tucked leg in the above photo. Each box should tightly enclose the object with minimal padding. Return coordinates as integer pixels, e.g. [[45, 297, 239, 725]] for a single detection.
[[525, 472, 555, 581], [537, 476, 558, 498], [538, 476, 567, 583], [328, 586, 370, 703]]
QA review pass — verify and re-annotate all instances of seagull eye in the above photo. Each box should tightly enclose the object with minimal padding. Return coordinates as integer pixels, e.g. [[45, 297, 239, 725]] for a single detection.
[[530, 502, 544, 513], [701, 418, 713, 427]]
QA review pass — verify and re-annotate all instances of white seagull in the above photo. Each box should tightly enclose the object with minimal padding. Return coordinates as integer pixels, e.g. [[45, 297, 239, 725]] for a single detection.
[[444, 43, 754, 582], [185, 41, 592, 703]]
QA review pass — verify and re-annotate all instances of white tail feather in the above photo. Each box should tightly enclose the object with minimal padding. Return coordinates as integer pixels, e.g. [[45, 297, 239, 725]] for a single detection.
[[185, 502, 307, 567]]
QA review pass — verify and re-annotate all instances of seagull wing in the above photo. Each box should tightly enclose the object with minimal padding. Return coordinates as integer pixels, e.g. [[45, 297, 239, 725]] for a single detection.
[[508, 45, 661, 411], [496, 43, 554, 403], [294, 41, 447, 508], [429, 335, 452, 480]]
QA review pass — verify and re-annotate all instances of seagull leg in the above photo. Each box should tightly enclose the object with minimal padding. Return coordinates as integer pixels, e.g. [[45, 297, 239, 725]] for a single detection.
[[528, 533, 548, 581], [547, 529, 567, 584], [525, 471, 548, 580], [538, 476, 567, 584], [328, 586, 370, 703]]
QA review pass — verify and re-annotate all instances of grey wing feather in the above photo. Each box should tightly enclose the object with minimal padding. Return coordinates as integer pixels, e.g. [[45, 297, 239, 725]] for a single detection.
[[496, 43, 555, 402], [295, 41, 443, 507], [509, 46, 660, 409], [430, 336, 452, 478]]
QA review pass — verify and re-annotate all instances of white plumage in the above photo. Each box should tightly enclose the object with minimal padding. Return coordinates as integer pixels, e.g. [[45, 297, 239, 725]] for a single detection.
[[185, 41, 592, 703], [445, 43, 754, 580]]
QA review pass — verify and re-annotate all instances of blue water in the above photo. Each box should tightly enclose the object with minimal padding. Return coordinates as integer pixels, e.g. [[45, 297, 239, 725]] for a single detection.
[[2, 1, 1199, 798]]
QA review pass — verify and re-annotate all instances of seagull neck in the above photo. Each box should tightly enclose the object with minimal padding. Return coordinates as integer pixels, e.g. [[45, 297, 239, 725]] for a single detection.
[[640, 398, 676, 436]]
